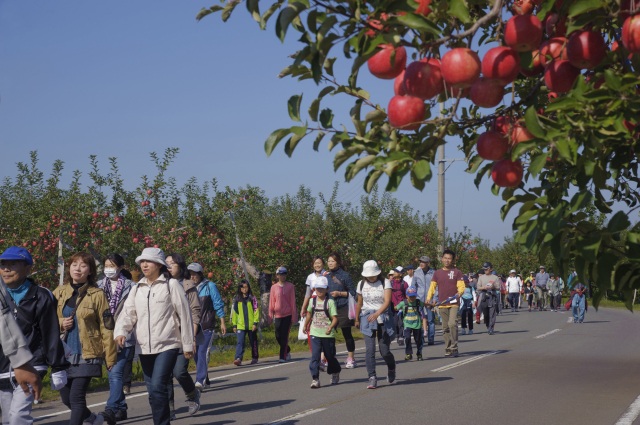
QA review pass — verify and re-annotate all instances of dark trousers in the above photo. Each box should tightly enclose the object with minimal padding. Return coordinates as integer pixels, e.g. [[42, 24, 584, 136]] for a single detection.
[[140, 349, 179, 425], [274, 315, 292, 360], [364, 325, 396, 378], [403, 328, 424, 355], [460, 305, 474, 330], [123, 348, 135, 387], [341, 326, 355, 352], [508, 293, 520, 311], [60, 376, 92, 425], [235, 329, 259, 360], [168, 351, 196, 407], [309, 336, 342, 379]]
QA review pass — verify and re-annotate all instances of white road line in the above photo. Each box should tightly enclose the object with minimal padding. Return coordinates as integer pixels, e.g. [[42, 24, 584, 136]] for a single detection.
[[616, 394, 640, 425], [431, 351, 503, 372], [269, 407, 326, 424], [535, 329, 561, 339]]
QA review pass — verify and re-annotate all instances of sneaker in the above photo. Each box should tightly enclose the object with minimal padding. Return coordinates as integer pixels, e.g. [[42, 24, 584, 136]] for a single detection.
[[122, 385, 130, 395], [427, 341, 435, 346], [310, 379, 321, 389], [250, 358, 259, 365], [468, 330, 473, 335], [203, 382, 210, 391], [286, 353, 292, 361], [367, 376, 377, 389], [331, 373, 340, 385], [83, 413, 104, 425], [233, 358, 242, 366], [319, 359, 328, 371], [195, 381, 203, 390], [488, 330, 494, 335], [405, 354, 412, 360], [387, 369, 396, 384], [114, 410, 127, 421], [417, 354, 423, 361], [187, 389, 201, 416], [345, 357, 356, 369], [100, 410, 116, 425], [460, 329, 467, 335], [444, 351, 452, 357], [452, 351, 459, 358], [279, 359, 286, 363]]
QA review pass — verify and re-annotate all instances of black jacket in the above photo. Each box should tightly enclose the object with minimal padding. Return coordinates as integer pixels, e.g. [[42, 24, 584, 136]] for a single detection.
[[0, 280, 69, 381]]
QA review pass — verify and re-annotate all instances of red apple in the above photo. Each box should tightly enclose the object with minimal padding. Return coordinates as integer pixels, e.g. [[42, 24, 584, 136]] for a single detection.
[[493, 116, 514, 134], [147, 189, 153, 196], [567, 30, 607, 69], [403, 58, 444, 100], [544, 13, 567, 37], [92, 212, 99, 218], [208, 272, 214, 279], [539, 37, 568, 66], [388, 95, 425, 130], [441, 48, 481, 89], [482, 46, 521, 84], [111, 224, 117, 230], [367, 45, 407, 80], [504, 15, 543, 52], [415, 0, 432, 16], [394, 70, 407, 95], [512, 0, 535, 15], [364, 13, 389, 37], [477, 131, 510, 160], [544, 59, 580, 93], [623, 15, 640, 54], [491, 159, 524, 187], [469, 78, 505, 108], [510, 122, 535, 144]]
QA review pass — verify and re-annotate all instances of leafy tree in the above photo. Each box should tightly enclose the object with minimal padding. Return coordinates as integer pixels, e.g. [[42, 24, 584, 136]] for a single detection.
[[198, 0, 640, 308]]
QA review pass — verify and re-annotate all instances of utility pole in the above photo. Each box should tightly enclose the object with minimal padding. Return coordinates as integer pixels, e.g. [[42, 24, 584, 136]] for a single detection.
[[437, 143, 445, 256]]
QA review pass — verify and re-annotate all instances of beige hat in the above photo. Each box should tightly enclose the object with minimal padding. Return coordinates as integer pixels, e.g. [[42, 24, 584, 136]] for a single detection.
[[135, 247, 167, 267]]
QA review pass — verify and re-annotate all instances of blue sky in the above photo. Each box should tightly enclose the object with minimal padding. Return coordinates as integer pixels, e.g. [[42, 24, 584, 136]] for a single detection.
[[0, 0, 515, 246]]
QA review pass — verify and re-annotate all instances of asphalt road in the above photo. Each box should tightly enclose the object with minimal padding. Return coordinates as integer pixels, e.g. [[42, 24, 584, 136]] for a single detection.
[[32, 306, 640, 425]]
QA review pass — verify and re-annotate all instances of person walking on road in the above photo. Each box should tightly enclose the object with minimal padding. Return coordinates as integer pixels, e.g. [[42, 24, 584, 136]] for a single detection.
[[0, 247, 68, 425], [114, 248, 195, 425], [325, 253, 357, 368], [505, 270, 522, 313], [390, 267, 407, 346], [571, 282, 588, 323], [535, 266, 550, 311], [524, 281, 535, 311], [300, 257, 328, 369], [304, 275, 341, 388], [548, 273, 561, 312], [269, 267, 297, 363], [54, 252, 117, 425], [98, 253, 135, 425], [476, 262, 501, 335], [426, 250, 465, 357], [414, 256, 435, 346], [231, 279, 260, 366], [355, 260, 396, 389], [460, 275, 476, 335], [394, 286, 424, 360], [190, 263, 226, 390]]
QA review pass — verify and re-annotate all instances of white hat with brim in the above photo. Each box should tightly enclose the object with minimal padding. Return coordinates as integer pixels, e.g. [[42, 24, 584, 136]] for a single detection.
[[312, 275, 329, 289], [510, 269, 516, 274], [361, 260, 381, 277], [135, 247, 167, 267]]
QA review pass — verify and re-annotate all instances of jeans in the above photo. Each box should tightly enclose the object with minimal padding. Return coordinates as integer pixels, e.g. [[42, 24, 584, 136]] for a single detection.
[[364, 324, 395, 378], [572, 294, 585, 322], [508, 293, 520, 311], [309, 336, 341, 379], [440, 306, 459, 353], [424, 306, 435, 343], [460, 302, 474, 331], [0, 385, 34, 425], [234, 329, 259, 362], [403, 328, 424, 356], [59, 376, 92, 425], [195, 329, 215, 384], [140, 349, 179, 425], [483, 303, 497, 332], [106, 346, 134, 412], [169, 351, 196, 407], [274, 316, 292, 360]]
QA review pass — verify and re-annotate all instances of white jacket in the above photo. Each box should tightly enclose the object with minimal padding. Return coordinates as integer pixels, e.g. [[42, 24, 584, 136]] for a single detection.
[[506, 276, 522, 293], [114, 275, 194, 355]]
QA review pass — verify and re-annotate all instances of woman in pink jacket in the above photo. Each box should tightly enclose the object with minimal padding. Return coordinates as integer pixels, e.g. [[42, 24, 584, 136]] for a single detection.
[[269, 266, 297, 363]]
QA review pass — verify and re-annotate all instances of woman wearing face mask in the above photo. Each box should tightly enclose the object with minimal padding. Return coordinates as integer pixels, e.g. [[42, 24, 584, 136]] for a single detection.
[[53, 252, 117, 425], [98, 253, 134, 425]]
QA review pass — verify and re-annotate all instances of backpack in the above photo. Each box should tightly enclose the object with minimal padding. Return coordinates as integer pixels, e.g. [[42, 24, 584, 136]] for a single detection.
[[403, 299, 422, 317], [312, 297, 330, 318]]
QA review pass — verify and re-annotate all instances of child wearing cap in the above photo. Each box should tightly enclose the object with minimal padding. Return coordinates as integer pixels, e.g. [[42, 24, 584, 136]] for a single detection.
[[394, 287, 424, 360], [390, 267, 407, 346], [303, 275, 340, 388]]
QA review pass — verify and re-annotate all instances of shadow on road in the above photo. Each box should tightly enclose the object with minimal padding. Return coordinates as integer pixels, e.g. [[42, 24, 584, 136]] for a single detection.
[[399, 376, 453, 385], [203, 398, 296, 416]]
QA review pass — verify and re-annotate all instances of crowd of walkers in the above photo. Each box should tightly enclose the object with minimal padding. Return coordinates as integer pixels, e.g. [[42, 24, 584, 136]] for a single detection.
[[0, 244, 590, 424]]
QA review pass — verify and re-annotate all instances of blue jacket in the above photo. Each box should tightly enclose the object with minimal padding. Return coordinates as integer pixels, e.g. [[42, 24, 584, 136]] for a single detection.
[[197, 280, 225, 318], [326, 268, 355, 309]]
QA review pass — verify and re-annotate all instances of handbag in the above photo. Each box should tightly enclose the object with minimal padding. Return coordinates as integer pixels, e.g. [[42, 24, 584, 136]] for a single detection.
[[297, 316, 307, 341], [347, 293, 357, 320]]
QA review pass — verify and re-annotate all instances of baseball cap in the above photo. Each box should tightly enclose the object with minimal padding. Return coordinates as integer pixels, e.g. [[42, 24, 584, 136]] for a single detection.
[[187, 263, 204, 273], [419, 256, 430, 263], [0, 247, 33, 265], [509, 269, 516, 274], [394, 266, 404, 273], [483, 261, 493, 269], [406, 286, 417, 297], [404, 264, 415, 270], [312, 275, 328, 289], [276, 266, 288, 274], [539, 265, 545, 269]]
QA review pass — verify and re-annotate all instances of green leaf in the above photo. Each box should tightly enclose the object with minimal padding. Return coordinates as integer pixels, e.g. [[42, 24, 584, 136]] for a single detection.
[[528, 152, 548, 176], [412, 159, 431, 181], [345, 154, 377, 181], [312, 131, 325, 151], [524, 107, 545, 138], [567, 0, 605, 17], [196, 6, 224, 21], [395, 14, 441, 35], [569, 191, 592, 212], [287, 94, 303, 122], [246, 0, 261, 22], [364, 169, 383, 193], [319, 108, 334, 129], [607, 211, 631, 233], [276, 2, 307, 42], [284, 125, 308, 157], [309, 98, 320, 122], [221, 0, 242, 22], [604, 69, 622, 91], [365, 109, 387, 123], [260, 1, 283, 29], [264, 128, 292, 156], [448, 0, 471, 23]]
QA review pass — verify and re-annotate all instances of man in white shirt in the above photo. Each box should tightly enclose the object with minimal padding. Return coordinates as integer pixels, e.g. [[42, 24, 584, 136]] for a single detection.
[[505, 270, 522, 312]]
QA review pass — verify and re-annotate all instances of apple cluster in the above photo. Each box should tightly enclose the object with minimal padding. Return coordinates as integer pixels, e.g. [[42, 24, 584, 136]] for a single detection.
[[366, 0, 619, 188]]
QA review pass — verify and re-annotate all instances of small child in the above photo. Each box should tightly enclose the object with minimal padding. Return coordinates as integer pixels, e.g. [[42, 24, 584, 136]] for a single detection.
[[394, 287, 424, 361], [304, 275, 341, 388], [524, 281, 535, 312], [231, 280, 260, 366], [570, 282, 588, 323]]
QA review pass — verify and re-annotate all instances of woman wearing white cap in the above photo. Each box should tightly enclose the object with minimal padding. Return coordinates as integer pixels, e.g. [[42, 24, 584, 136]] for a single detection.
[[113, 248, 194, 425], [354, 260, 396, 389]]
